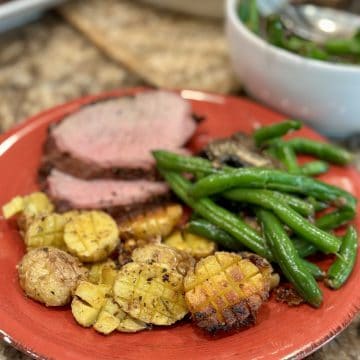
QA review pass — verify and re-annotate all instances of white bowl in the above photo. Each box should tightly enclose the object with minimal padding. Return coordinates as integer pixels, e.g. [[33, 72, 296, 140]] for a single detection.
[[225, 0, 360, 137], [0, 0, 65, 33]]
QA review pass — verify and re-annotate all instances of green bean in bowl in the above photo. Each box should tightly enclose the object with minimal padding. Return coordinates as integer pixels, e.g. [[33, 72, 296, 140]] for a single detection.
[[238, 0, 360, 65]]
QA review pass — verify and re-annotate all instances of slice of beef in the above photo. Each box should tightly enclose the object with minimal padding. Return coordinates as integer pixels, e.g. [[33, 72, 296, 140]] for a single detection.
[[40, 91, 196, 180], [45, 169, 170, 221]]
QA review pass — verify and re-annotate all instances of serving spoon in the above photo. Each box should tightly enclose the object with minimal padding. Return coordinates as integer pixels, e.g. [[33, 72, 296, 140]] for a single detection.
[[257, 0, 360, 43]]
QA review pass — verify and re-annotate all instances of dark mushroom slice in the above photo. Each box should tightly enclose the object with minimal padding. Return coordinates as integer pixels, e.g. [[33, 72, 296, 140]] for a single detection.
[[203, 132, 276, 168]]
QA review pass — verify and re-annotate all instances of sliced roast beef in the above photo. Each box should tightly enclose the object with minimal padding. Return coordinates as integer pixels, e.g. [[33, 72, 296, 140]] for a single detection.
[[40, 91, 197, 180], [45, 169, 170, 220]]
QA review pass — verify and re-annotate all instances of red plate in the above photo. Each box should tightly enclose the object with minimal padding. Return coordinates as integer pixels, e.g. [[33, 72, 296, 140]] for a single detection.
[[0, 88, 359, 360]]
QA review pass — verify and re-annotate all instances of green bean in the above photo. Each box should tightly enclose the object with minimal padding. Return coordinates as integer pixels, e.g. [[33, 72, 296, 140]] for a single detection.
[[266, 15, 286, 47], [324, 38, 360, 56], [291, 209, 354, 257], [247, 0, 260, 34], [224, 189, 341, 254], [286, 138, 353, 165], [153, 150, 222, 175], [293, 238, 318, 258], [238, 0, 260, 34], [266, 191, 314, 217], [307, 197, 328, 212], [257, 209, 323, 307], [315, 208, 355, 231], [189, 168, 356, 211], [158, 169, 272, 259], [300, 161, 329, 177], [325, 226, 358, 290], [272, 140, 300, 174], [186, 219, 244, 251], [253, 120, 302, 146], [299, 259, 325, 280]]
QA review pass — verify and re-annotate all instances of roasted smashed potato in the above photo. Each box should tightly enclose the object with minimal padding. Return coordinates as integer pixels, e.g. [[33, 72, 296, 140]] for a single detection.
[[164, 231, 216, 259], [113, 261, 188, 326], [24, 213, 68, 251], [2, 192, 54, 220], [131, 244, 195, 276], [18, 247, 88, 306], [88, 260, 118, 286], [71, 281, 110, 327], [94, 299, 148, 334], [184, 252, 272, 333], [2, 192, 54, 231], [64, 211, 119, 262], [118, 205, 183, 240], [118, 236, 161, 266], [72, 281, 146, 334]]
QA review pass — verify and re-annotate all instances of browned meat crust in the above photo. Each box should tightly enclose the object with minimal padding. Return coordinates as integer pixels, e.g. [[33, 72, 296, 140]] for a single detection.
[[38, 134, 158, 182]]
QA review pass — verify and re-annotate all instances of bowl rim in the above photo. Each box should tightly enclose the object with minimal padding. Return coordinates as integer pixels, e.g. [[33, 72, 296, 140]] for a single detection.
[[226, 0, 360, 73]]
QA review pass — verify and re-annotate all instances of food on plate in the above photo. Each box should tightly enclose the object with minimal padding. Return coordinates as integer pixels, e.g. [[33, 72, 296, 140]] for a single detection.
[[113, 261, 188, 326], [118, 236, 161, 266], [71, 281, 111, 327], [88, 260, 118, 286], [115, 308, 148, 333], [40, 91, 196, 181], [238, 0, 360, 64], [186, 219, 245, 252], [184, 252, 272, 333], [257, 209, 323, 307], [93, 298, 148, 334], [164, 230, 216, 259], [18, 247, 88, 306], [203, 132, 275, 168], [24, 213, 68, 251], [117, 205, 183, 265], [131, 244, 195, 276], [2, 88, 358, 340], [325, 226, 358, 290], [155, 119, 357, 308], [72, 278, 147, 334], [118, 204, 183, 240], [3, 192, 54, 231], [2, 192, 54, 220], [45, 169, 170, 219], [64, 211, 119, 262]]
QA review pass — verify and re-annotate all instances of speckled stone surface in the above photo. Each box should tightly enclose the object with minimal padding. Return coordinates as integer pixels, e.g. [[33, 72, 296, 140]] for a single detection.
[[0, 14, 143, 132], [0, 5, 360, 360]]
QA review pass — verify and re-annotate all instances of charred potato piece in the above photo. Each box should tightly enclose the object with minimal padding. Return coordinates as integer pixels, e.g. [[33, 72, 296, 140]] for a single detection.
[[71, 281, 110, 327], [118, 236, 161, 266], [24, 213, 68, 251], [131, 244, 195, 276], [164, 231, 216, 259], [18, 247, 88, 306], [113, 262, 188, 326], [118, 205, 183, 240], [64, 211, 119, 262], [184, 252, 272, 334], [88, 260, 117, 286]]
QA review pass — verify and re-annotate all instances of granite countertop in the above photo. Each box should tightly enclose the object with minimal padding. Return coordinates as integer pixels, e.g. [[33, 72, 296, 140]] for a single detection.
[[0, 6, 360, 360]]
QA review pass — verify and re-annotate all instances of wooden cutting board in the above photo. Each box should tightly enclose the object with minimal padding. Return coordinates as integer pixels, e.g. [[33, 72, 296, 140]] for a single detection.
[[59, 0, 240, 94]]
